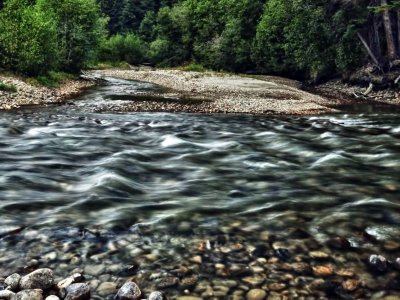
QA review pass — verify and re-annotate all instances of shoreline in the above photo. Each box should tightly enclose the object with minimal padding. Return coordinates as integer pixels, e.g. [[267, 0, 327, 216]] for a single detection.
[[0, 73, 96, 111], [1, 69, 399, 114]]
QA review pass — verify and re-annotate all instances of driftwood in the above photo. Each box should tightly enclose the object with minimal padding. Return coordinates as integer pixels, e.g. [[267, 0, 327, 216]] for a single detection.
[[363, 82, 374, 96], [395, 75, 400, 85]]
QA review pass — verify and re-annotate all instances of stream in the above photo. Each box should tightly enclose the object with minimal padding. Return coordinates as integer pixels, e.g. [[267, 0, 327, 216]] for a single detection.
[[1, 77, 400, 299]]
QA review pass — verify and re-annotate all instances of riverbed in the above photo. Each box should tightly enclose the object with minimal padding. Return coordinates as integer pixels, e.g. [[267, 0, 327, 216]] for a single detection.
[[0, 78, 400, 299]]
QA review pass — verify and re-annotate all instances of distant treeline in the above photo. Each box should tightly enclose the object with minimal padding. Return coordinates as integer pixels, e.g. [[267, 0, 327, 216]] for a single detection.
[[1, 0, 400, 80]]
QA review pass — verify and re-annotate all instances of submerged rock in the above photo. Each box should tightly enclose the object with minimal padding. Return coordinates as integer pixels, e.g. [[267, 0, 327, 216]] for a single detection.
[[246, 289, 267, 300], [19, 269, 54, 290], [114, 282, 141, 300], [369, 255, 388, 273]]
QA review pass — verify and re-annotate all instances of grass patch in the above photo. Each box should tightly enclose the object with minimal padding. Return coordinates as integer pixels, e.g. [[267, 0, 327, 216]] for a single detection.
[[0, 81, 17, 92], [180, 63, 208, 72], [88, 61, 131, 70], [28, 71, 77, 88]]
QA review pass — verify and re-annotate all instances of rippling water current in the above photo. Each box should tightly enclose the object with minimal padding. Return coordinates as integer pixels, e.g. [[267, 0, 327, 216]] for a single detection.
[[1, 78, 400, 299]]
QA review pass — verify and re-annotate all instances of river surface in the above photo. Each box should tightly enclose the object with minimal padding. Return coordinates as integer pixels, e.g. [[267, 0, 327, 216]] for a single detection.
[[1, 78, 400, 299]]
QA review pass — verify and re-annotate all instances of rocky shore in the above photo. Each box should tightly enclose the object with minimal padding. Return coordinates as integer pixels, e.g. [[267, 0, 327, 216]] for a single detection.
[[0, 74, 95, 111], [91, 69, 337, 115]]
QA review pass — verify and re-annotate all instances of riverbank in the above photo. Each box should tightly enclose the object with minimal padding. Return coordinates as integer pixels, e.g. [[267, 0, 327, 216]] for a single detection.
[[92, 69, 337, 115], [0, 73, 96, 111]]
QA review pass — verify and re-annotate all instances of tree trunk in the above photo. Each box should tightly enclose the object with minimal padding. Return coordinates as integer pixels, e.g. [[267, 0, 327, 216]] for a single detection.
[[373, 15, 382, 59], [397, 10, 400, 56], [381, 0, 398, 61], [357, 32, 381, 68]]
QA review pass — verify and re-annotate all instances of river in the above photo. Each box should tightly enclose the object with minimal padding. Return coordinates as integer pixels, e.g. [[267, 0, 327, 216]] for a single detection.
[[0, 77, 400, 299]]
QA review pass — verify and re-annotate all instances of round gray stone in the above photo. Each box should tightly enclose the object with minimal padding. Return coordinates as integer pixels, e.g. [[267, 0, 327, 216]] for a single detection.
[[4, 273, 20, 291], [19, 269, 54, 290], [0, 290, 15, 300], [65, 283, 90, 300], [149, 291, 167, 300], [13, 290, 43, 300], [114, 282, 141, 300]]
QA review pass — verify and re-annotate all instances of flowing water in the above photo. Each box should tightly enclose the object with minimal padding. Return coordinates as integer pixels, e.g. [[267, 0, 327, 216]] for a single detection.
[[1, 78, 400, 299]]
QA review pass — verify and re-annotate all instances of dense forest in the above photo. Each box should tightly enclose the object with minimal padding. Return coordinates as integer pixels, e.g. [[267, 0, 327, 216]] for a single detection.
[[1, 0, 400, 81]]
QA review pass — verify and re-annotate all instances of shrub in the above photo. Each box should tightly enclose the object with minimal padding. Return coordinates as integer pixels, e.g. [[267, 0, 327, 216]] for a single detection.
[[0, 81, 17, 92]]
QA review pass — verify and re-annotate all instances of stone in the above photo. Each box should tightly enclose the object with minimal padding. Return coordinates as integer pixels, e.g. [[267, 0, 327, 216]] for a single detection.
[[4, 273, 20, 291], [369, 254, 388, 273], [342, 279, 359, 292], [65, 283, 90, 300], [19, 269, 54, 290], [114, 282, 141, 300], [45, 296, 60, 300], [97, 282, 118, 296], [176, 297, 202, 300], [242, 275, 265, 286], [0, 290, 15, 300], [57, 273, 83, 289], [155, 277, 179, 289], [383, 241, 400, 251], [189, 256, 202, 264], [312, 265, 334, 277], [180, 276, 198, 288], [246, 289, 267, 300], [148, 291, 166, 300], [13, 290, 43, 300], [83, 265, 105, 276], [268, 283, 286, 291], [309, 251, 330, 259]]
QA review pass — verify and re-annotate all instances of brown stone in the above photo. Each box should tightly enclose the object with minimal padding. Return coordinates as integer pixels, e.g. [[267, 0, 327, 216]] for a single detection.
[[342, 279, 360, 292], [312, 265, 334, 277]]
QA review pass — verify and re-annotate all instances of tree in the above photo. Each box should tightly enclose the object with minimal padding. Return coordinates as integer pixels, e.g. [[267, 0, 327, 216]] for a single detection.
[[37, 0, 107, 73], [0, 0, 58, 75]]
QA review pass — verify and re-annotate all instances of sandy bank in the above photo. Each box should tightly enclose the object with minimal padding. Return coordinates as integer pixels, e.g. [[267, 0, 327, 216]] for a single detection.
[[92, 69, 338, 115], [0, 74, 95, 111]]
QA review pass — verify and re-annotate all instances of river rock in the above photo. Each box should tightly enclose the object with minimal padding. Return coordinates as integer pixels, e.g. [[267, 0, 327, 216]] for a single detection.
[[369, 254, 388, 273], [246, 289, 267, 300], [148, 291, 166, 300], [57, 273, 83, 289], [65, 283, 90, 300], [45, 296, 60, 300], [97, 281, 118, 296], [312, 265, 334, 277], [19, 269, 54, 290], [13, 289, 43, 300], [4, 273, 20, 291], [0, 290, 15, 300], [114, 282, 141, 300]]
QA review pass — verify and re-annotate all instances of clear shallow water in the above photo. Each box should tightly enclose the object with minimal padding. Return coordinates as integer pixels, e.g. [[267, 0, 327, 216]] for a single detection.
[[1, 78, 400, 299]]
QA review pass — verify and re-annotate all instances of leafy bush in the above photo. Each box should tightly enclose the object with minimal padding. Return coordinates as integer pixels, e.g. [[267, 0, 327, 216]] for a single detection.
[[29, 72, 77, 88], [98, 33, 145, 65], [0, 81, 17, 92], [181, 63, 207, 72]]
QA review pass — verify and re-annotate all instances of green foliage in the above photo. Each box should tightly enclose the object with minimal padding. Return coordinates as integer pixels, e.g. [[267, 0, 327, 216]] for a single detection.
[[98, 33, 145, 65], [29, 71, 77, 88], [0, 81, 17, 92], [37, 0, 107, 73], [180, 63, 207, 72], [0, 0, 58, 75]]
